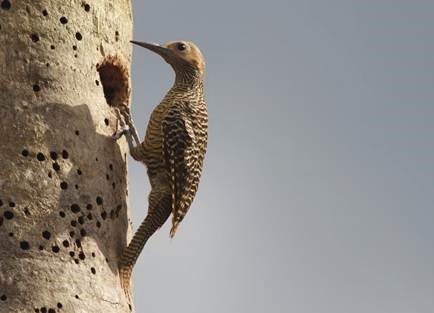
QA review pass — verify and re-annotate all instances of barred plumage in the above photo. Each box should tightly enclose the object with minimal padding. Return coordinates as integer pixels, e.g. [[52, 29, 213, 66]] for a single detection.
[[114, 40, 207, 298]]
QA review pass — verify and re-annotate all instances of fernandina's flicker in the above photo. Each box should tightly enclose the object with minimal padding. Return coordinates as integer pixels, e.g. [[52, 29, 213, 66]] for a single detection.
[[113, 40, 208, 295]]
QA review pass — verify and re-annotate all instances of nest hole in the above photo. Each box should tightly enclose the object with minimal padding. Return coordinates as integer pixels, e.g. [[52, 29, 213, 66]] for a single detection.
[[96, 196, 103, 205], [4, 211, 14, 220], [50, 151, 58, 160], [30, 34, 40, 43], [20, 241, 30, 250], [97, 56, 129, 107], [36, 152, 45, 161], [42, 230, 51, 240], [1, 0, 11, 10], [71, 204, 80, 213]]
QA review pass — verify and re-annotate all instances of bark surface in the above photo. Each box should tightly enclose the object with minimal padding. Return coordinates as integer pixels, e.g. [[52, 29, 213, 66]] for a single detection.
[[0, 1, 133, 312]]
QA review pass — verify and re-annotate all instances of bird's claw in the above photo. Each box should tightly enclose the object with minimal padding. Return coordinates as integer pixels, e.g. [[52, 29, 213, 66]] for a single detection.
[[112, 126, 130, 140], [112, 106, 141, 155], [113, 107, 130, 140]]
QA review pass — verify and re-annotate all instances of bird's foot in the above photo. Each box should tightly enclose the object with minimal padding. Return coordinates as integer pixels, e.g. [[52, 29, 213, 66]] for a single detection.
[[112, 108, 131, 140], [112, 126, 130, 140], [113, 106, 141, 147]]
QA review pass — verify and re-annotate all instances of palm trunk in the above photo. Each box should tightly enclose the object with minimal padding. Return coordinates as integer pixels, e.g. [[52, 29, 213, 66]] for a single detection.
[[0, 1, 134, 312]]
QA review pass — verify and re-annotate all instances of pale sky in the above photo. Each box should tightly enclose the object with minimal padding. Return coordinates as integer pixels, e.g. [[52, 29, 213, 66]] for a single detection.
[[128, 1, 434, 312]]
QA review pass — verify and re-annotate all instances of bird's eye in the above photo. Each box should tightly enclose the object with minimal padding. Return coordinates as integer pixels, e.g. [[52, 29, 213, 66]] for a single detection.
[[177, 43, 187, 51]]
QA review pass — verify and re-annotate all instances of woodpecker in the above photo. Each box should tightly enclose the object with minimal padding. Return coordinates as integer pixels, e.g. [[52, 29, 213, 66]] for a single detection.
[[113, 40, 208, 296]]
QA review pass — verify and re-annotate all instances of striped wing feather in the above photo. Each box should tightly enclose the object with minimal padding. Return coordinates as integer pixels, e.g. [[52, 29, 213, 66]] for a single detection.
[[162, 108, 197, 237]]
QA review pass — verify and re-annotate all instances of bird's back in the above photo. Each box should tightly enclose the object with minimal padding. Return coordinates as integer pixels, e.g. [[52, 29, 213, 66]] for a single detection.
[[142, 83, 208, 234]]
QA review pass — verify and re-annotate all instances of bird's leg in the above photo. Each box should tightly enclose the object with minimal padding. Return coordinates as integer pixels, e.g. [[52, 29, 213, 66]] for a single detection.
[[127, 117, 141, 147], [113, 107, 146, 162], [112, 107, 129, 138], [119, 106, 141, 146], [113, 108, 137, 150]]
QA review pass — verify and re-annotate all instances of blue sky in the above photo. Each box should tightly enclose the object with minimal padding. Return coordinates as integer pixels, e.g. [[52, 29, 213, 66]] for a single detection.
[[128, 1, 434, 312]]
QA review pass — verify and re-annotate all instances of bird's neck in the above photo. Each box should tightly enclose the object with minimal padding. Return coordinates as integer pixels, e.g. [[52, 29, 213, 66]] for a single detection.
[[173, 66, 204, 91]]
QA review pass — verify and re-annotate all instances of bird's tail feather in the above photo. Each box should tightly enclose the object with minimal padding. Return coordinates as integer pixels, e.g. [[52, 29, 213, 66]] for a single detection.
[[118, 194, 172, 298]]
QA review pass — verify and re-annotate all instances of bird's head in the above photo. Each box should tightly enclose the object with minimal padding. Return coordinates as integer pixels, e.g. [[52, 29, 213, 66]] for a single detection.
[[131, 40, 205, 81]]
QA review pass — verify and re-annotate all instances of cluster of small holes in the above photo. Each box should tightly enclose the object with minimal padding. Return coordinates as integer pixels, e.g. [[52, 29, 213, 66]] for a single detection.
[[34, 306, 59, 313], [28, 5, 93, 75], [8, 127, 126, 296]]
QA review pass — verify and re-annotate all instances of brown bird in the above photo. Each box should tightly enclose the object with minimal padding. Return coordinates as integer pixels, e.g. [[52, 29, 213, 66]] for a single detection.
[[113, 40, 208, 296]]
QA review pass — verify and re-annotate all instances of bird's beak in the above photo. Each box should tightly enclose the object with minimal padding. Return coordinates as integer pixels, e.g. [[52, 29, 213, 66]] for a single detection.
[[130, 40, 171, 58]]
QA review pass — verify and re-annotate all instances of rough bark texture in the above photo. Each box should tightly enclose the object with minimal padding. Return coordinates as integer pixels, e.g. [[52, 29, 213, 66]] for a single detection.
[[0, 1, 133, 312]]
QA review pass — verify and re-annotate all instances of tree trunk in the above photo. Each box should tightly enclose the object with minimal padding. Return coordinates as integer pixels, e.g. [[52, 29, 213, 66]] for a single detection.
[[0, 1, 133, 312]]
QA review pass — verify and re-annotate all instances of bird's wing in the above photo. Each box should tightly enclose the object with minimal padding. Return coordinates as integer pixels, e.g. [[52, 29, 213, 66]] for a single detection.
[[162, 107, 198, 237]]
